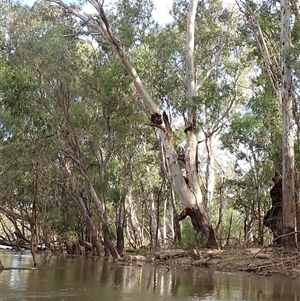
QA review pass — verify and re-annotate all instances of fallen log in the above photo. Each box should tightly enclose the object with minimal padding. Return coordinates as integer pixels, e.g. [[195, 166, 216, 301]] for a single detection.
[[78, 239, 93, 250], [0, 239, 31, 250]]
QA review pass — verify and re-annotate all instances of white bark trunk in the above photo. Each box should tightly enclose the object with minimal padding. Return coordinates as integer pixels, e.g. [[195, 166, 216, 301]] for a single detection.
[[280, 0, 296, 245], [140, 166, 161, 248], [126, 190, 143, 249], [186, 0, 197, 106], [185, 0, 205, 207], [50, 0, 218, 247], [51, 0, 198, 206], [162, 198, 167, 244]]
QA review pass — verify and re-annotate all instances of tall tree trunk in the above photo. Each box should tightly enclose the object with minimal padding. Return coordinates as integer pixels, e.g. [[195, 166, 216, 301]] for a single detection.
[[280, 0, 296, 247], [215, 176, 225, 239], [184, 0, 218, 248], [126, 189, 143, 249], [225, 211, 233, 247], [140, 180, 160, 250], [240, 0, 296, 248], [76, 193, 104, 256], [63, 157, 104, 256], [204, 134, 216, 216], [162, 197, 168, 245], [61, 101, 120, 259], [116, 192, 126, 256], [161, 130, 181, 242], [170, 186, 182, 243], [50, 0, 218, 248], [30, 158, 39, 267], [237, 1, 281, 104]]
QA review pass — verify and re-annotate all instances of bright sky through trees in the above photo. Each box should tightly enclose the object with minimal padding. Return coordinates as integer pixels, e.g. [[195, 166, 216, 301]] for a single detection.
[[20, 0, 174, 24], [20, 0, 237, 25]]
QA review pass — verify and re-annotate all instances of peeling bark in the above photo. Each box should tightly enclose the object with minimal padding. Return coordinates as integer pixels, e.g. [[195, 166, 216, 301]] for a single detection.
[[49, 0, 218, 248], [280, 0, 296, 247]]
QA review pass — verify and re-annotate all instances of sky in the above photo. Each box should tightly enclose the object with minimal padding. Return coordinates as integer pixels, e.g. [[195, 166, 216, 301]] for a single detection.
[[20, 0, 174, 24], [20, 0, 237, 25]]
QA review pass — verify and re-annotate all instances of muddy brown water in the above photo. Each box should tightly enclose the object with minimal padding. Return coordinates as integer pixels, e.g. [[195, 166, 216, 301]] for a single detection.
[[0, 249, 299, 301]]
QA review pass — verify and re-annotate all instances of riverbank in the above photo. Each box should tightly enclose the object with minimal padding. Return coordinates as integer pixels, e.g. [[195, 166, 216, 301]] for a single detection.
[[152, 247, 300, 278], [121, 246, 300, 278], [2, 245, 298, 278]]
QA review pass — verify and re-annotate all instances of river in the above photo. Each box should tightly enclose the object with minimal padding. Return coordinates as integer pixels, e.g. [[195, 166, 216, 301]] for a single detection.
[[0, 249, 299, 301]]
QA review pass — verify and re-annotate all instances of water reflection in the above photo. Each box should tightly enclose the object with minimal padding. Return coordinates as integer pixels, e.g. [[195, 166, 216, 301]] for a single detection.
[[0, 249, 299, 301]]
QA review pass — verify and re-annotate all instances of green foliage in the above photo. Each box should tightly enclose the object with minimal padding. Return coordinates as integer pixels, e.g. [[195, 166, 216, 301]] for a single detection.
[[178, 219, 207, 247], [136, 247, 150, 256], [0, 0, 300, 252], [115, 0, 156, 49], [220, 209, 244, 246], [0, 66, 37, 116]]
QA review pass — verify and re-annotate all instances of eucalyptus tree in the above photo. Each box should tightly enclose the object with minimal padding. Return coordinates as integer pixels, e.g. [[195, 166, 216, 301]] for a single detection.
[[48, 0, 249, 248], [0, 1, 63, 264], [221, 101, 279, 244], [0, 1, 125, 258], [237, 0, 299, 246], [280, 0, 296, 246], [171, 0, 249, 215]]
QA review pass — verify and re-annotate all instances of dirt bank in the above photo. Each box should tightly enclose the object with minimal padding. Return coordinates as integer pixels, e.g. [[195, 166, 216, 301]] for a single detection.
[[153, 247, 300, 278], [121, 247, 300, 278]]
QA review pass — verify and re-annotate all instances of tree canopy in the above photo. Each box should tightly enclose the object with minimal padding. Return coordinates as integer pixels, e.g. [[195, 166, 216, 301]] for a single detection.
[[0, 0, 300, 262]]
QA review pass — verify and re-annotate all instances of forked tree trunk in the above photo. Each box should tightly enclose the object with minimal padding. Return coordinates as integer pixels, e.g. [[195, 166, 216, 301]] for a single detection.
[[50, 0, 218, 248], [184, 0, 218, 248]]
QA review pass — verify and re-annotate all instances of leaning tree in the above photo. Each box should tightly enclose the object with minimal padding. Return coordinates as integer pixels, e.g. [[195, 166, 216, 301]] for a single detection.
[[48, 0, 222, 248]]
